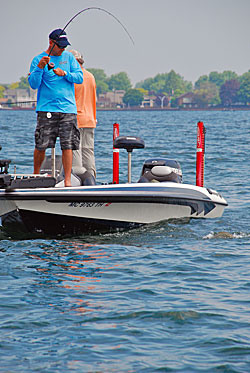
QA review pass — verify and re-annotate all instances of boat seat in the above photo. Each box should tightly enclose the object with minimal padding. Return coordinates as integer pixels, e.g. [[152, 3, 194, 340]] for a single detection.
[[41, 156, 96, 187], [113, 136, 145, 152], [55, 172, 96, 187], [113, 136, 145, 183], [72, 166, 96, 186]]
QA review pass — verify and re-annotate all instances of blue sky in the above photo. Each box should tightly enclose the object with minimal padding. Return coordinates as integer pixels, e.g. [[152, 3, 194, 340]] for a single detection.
[[1, 0, 250, 86]]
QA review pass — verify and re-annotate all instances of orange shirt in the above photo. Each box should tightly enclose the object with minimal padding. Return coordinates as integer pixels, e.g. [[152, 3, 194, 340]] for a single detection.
[[74, 66, 97, 128]]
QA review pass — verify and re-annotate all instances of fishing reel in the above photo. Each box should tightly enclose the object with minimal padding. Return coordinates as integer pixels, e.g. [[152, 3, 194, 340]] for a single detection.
[[48, 62, 55, 70]]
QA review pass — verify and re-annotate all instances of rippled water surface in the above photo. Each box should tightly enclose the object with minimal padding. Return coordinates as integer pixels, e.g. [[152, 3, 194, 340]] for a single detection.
[[0, 110, 249, 372]]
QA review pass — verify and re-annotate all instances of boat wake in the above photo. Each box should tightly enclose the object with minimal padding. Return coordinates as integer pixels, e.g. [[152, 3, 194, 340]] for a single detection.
[[203, 231, 250, 239]]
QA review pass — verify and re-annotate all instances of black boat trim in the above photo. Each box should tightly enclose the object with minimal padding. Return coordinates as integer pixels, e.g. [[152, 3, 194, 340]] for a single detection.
[[0, 192, 228, 207]]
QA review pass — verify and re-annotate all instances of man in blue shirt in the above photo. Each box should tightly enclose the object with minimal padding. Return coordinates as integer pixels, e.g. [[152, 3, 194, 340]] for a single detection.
[[28, 29, 83, 187]]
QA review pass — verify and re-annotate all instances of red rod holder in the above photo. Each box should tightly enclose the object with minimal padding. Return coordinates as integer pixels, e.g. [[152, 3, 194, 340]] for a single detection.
[[113, 122, 120, 184], [196, 121, 206, 187]]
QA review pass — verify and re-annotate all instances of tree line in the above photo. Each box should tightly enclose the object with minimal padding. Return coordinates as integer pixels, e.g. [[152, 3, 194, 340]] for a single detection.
[[1, 69, 250, 108]]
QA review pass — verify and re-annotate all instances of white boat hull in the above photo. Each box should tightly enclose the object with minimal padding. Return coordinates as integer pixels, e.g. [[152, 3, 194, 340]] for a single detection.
[[0, 182, 227, 236]]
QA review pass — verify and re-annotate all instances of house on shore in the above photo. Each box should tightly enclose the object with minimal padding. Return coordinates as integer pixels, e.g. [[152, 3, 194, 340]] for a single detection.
[[3, 88, 36, 108], [98, 90, 125, 108], [176, 92, 197, 108]]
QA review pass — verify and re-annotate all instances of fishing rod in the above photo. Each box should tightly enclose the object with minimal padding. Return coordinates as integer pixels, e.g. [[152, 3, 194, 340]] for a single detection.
[[48, 6, 135, 68]]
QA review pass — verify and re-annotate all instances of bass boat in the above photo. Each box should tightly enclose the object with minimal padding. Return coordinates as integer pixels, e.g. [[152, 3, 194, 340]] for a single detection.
[[0, 123, 227, 236]]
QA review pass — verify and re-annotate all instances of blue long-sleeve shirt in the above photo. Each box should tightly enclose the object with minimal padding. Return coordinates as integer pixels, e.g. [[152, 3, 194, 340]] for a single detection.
[[28, 51, 83, 113]]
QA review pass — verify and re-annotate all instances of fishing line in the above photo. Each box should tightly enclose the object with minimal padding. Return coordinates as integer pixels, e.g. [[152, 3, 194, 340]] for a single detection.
[[48, 6, 135, 58]]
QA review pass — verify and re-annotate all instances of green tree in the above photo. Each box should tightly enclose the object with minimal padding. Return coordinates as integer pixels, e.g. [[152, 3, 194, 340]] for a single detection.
[[164, 70, 192, 96], [87, 68, 109, 96], [107, 72, 132, 91], [19, 76, 29, 89], [123, 88, 144, 107], [194, 75, 208, 89], [9, 82, 19, 89], [88, 68, 107, 82], [209, 71, 238, 88], [0, 85, 5, 98], [136, 77, 155, 91], [194, 82, 220, 108], [136, 70, 192, 96], [195, 71, 238, 90], [237, 71, 250, 104], [150, 79, 166, 93], [208, 71, 225, 87], [96, 80, 109, 96], [151, 73, 167, 93], [220, 70, 238, 82], [137, 88, 148, 95]]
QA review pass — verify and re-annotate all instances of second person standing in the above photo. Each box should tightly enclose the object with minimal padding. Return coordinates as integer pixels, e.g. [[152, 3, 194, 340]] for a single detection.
[[70, 50, 97, 179]]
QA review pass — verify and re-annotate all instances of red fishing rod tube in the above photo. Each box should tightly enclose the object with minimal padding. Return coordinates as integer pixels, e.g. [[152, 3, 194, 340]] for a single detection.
[[196, 121, 206, 187], [113, 123, 120, 184]]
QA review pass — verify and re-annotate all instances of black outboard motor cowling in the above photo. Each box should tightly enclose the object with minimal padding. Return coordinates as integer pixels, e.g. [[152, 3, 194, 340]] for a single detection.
[[138, 158, 182, 183]]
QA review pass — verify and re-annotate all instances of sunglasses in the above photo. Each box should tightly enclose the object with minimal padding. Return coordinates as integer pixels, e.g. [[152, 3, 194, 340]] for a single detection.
[[54, 42, 66, 49]]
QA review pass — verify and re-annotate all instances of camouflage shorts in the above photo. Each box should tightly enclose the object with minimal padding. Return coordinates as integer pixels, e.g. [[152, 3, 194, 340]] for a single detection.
[[35, 112, 80, 150]]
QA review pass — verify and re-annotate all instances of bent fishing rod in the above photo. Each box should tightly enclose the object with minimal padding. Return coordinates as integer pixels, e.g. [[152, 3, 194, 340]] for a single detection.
[[48, 6, 135, 69]]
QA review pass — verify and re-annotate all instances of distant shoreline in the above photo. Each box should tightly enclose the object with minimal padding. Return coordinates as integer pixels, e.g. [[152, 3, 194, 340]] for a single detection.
[[95, 106, 250, 112], [1, 106, 250, 112]]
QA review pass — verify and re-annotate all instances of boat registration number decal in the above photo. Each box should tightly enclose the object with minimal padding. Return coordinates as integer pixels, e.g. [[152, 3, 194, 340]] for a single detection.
[[68, 202, 111, 208]]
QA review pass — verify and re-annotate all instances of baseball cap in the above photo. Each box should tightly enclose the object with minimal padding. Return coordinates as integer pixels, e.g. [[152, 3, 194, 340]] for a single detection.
[[69, 49, 84, 64], [70, 49, 82, 59], [49, 29, 71, 48]]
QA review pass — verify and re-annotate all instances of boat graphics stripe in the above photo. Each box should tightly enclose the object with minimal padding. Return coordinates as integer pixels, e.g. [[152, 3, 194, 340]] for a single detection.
[[0, 186, 227, 206]]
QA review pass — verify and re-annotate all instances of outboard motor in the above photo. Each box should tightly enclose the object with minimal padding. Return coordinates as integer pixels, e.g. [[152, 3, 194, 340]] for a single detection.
[[138, 158, 182, 183]]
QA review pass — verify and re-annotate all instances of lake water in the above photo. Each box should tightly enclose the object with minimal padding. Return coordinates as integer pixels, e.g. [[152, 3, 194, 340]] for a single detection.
[[0, 109, 249, 372]]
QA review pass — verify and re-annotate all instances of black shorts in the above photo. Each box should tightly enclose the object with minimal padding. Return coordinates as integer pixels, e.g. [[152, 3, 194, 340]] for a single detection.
[[35, 112, 80, 150]]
